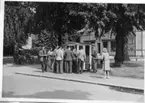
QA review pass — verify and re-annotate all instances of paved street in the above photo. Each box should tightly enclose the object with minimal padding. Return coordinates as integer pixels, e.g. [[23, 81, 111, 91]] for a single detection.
[[2, 64, 144, 102], [3, 73, 144, 101]]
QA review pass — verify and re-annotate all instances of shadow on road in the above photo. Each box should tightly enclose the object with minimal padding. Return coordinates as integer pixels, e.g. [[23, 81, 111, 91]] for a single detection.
[[111, 61, 144, 68], [107, 86, 144, 95], [2, 90, 92, 100]]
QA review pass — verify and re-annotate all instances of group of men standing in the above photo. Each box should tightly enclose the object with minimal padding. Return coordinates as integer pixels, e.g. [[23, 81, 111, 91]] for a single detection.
[[39, 46, 86, 74]]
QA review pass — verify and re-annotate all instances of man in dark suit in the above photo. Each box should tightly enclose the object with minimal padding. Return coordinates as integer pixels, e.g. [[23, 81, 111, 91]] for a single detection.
[[39, 46, 47, 72], [72, 48, 78, 73], [92, 50, 98, 73], [64, 47, 73, 73]]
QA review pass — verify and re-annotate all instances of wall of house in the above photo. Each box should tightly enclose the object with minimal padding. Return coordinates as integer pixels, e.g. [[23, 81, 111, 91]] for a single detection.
[[80, 31, 145, 57], [135, 31, 145, 56], [127, 34, 136, 56], [80, 31, 116, 55], [143, 31, 145, 56]]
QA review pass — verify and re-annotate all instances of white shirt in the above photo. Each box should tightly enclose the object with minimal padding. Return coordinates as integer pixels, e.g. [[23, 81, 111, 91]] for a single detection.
[[78, 49, 86, 61], [48, 51, 53, 56], [55, 48, 63, 60]]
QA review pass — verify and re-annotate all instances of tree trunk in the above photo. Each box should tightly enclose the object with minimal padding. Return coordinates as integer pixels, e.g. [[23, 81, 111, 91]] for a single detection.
[[114, 32, 124, 67], [58, 33, 62, 46], [124, 39, 130, 61], [13, 43, 19, 64], [95, 40, 98, 54]]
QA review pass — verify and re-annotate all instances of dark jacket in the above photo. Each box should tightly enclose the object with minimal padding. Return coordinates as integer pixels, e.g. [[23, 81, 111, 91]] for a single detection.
[[64, 49, 73, 61], [72, 51, 78, 60], [39, 49, 47, 61]]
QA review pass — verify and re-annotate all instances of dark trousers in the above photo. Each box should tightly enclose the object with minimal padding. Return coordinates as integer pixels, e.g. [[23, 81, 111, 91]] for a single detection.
[[78, 59, 84, 73], [56, 60, 63, 73], [47, 56, 51, 68], [40, 58, 47, 72], [48, 56, 53, 71], [65, 60, 72, 73], [72, 59, 78, 73], [62, 60, 64, 73], [51, 58, 55, 72], [92, 59, 97, 72]]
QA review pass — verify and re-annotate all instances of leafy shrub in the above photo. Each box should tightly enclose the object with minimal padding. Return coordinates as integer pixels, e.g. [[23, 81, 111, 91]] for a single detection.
[[15, 47, 41, 64]]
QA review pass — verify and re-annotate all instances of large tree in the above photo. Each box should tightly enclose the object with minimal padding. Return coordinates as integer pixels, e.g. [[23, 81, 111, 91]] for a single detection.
[[72, 3, 145, 66], [5, 2, 145, 66], [33, 30, 58, 49], [32, 2, 85, 46], [4, 2, 36, 62], [108, 4, 145, 66]]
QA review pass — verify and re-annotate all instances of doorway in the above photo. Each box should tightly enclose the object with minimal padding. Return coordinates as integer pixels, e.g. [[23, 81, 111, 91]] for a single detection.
[[85, 45, 90, 70]]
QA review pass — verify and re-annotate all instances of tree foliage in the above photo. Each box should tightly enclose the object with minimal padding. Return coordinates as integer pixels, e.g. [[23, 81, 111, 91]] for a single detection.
[[4, 1, 36, 63], [4, 2, 35, 48], [72, 3, 145, 65], [33, 30, 58, 49], [4, 2, 145, 66], [108, 4, 145, 65], [32, 2, 85, 46]]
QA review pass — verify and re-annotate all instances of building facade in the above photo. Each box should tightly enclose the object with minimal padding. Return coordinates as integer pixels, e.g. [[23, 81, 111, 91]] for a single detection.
[[80, 30, 145, 57]]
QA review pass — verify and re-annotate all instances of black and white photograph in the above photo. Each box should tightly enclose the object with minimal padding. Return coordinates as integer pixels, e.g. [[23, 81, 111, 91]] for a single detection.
[[1, 0, 144, 102]]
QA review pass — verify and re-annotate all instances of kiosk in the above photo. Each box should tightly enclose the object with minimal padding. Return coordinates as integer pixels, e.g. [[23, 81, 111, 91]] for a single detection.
[[64, 42, 93, 71]]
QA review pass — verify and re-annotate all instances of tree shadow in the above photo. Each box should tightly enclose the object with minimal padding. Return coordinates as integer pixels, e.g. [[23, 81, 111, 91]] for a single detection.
[[123, 62, 144, 67], [109, 86, 144, 95], [98, 85, 144, 95], [110, 61, 144, 68], [2, 90, 92, 100]]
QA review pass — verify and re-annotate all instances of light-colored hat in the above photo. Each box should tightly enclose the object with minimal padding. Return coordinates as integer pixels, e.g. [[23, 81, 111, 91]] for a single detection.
[[103, 48, 108, 53]]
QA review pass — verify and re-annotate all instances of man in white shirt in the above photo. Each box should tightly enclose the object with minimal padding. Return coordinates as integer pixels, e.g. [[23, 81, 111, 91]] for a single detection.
[[55, 46, 64, 73], [78, 46, 86, 74]]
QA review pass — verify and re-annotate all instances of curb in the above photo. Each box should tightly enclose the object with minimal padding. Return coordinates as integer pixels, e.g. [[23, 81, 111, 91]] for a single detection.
[[15, 72, 144, 93]]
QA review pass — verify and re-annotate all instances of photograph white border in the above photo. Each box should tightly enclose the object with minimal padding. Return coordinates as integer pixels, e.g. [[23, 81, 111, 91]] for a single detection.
[[0, 0, 4, 99], [0, 0, 144, 103]]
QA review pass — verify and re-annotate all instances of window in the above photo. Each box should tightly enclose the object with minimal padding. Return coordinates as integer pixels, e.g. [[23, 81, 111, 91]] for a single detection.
[[85, 45, 90, 56], [103, 41, 108, 48], [98, 43, 101, 53]]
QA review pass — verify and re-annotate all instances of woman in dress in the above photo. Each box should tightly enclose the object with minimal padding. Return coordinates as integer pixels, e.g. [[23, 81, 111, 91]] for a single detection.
[[102, 48, 110, 79]]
